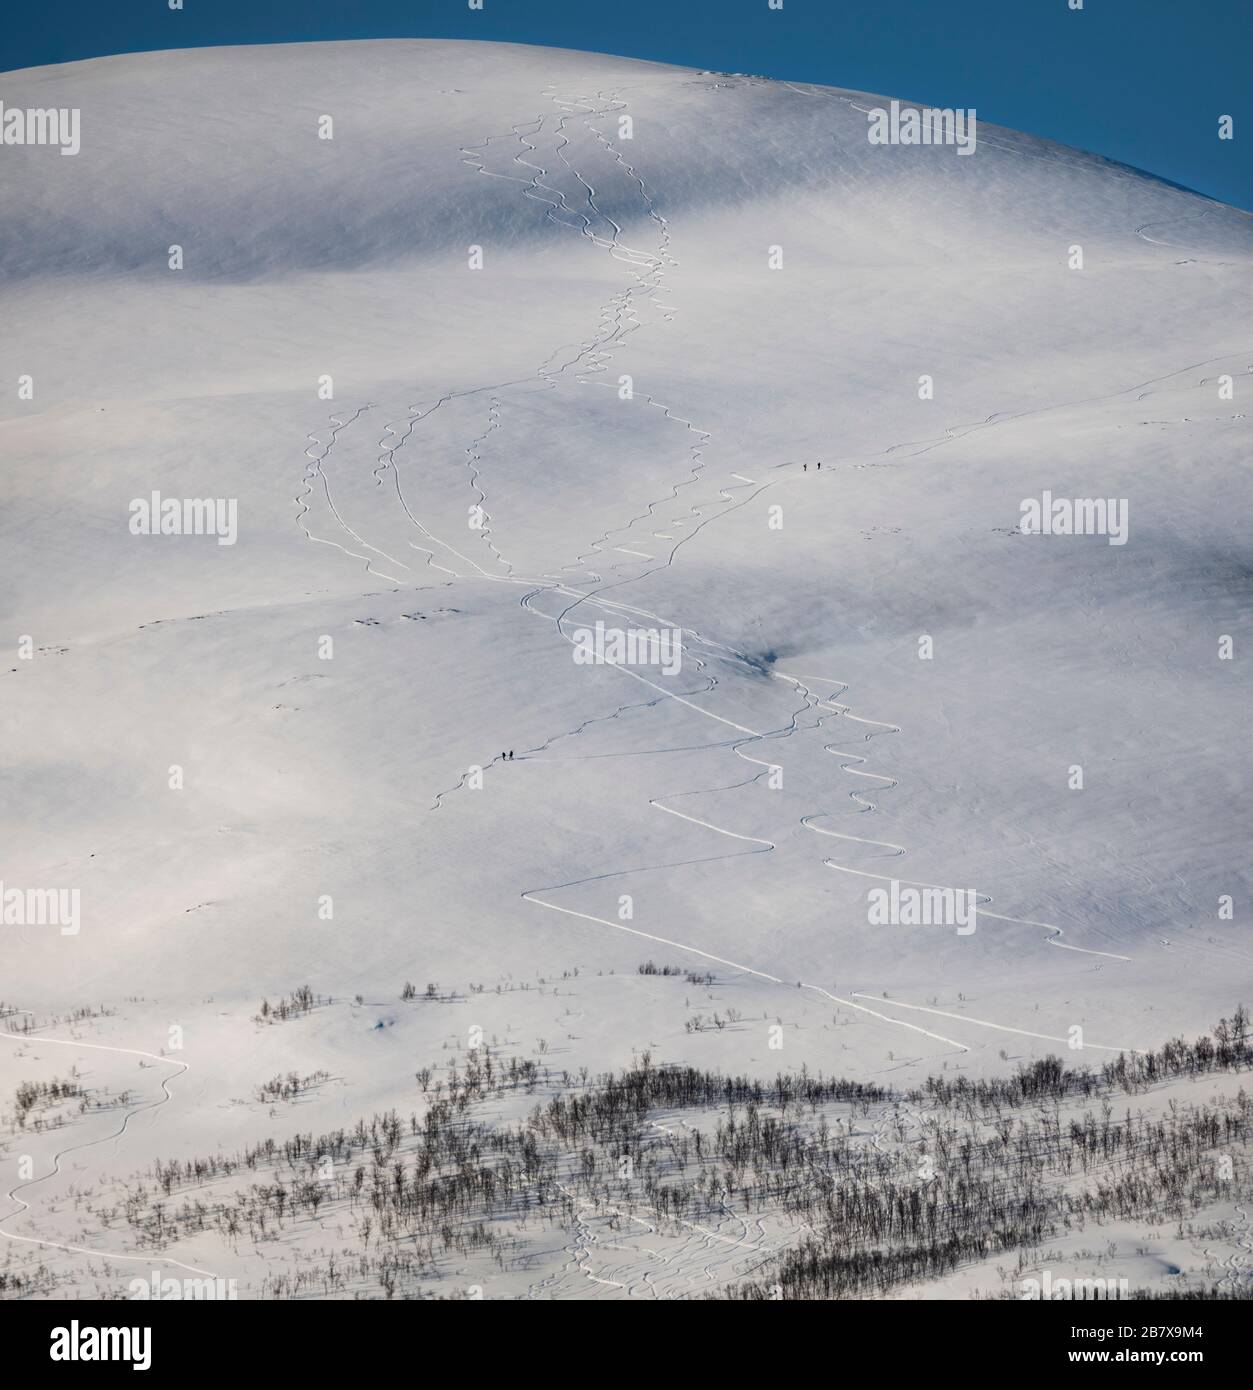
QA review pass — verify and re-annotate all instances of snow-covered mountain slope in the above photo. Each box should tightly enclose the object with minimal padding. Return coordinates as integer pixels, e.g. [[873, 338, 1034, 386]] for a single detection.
[[1, 39, 1251, 1297]]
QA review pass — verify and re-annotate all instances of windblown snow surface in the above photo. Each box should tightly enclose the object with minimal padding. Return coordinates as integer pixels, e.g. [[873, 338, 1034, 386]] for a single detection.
[[1, 40, 1251, 1299]]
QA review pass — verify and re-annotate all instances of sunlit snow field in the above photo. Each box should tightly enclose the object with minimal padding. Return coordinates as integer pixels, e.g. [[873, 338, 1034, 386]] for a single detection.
[[1, 40, 1250, 1299]]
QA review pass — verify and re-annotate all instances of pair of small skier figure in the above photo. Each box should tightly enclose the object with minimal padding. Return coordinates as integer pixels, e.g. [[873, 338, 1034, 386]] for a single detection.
[[803, 461, 822, 472], [501, 750, 515, 761]]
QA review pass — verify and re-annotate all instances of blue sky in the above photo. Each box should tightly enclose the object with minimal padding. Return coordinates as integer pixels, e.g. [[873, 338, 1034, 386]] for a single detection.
[[2, 0, 1249, 209]]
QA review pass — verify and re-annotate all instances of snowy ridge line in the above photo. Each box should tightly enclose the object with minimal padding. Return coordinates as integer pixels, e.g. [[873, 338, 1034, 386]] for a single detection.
[[701, 73, 1147, 184], [780, 79, 1222, 194], [0, 1012, 220, 1280]]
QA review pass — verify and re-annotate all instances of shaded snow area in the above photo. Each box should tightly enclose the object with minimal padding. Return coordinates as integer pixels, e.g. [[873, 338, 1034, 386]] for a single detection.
[[1, 40, 1251, 1300]]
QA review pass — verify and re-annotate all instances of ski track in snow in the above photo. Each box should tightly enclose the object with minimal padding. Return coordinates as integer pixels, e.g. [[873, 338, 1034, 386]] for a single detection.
[[2, 63, 1241, 1299], [257, 72, 1252, 1293], [286, 81, 1224, 1073], [0, 1012, 220, 1281], [846, 993, 1148, 1056]]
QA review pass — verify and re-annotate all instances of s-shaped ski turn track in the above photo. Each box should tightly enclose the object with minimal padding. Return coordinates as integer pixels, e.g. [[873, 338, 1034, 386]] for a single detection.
[[0, 1013, 220, 1281]]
